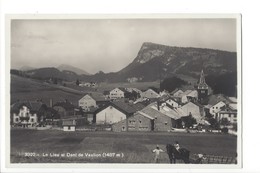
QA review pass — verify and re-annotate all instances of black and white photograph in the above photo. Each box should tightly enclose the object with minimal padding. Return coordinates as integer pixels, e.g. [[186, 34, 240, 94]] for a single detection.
[[6, 14, 241, 168]]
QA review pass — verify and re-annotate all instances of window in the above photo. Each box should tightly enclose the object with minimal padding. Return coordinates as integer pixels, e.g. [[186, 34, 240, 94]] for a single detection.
[[234, 114, 237, 118], [216, 107, 218, 109], [15, 118, 19, 122], [165, 122, 168, 125], [31, 119, 34, 122], [139, 120, 142, 124], [68, 126, 71, 130]]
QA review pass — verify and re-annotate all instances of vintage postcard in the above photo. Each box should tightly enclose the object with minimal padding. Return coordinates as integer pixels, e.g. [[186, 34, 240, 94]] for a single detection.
[[5, 14, 241, 169]]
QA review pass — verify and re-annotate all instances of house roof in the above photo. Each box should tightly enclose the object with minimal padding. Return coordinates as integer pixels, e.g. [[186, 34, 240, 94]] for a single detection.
[[140, 103, 169, 119], [183, 101, 204, 108], [141, 102, 185, 120], [53, 101, 75, 111], [89, 92, 107, 102], [131, 102, 146, 111], [95, 101, 138, 115], [136, 111, 154, 120], [228, 97, 237, 103], [170, 88, 183, 94], [207, 94, 231, 106], [229, 103, 237, 110], [109, 87, 126, 93], [11, 101, 46, 114]]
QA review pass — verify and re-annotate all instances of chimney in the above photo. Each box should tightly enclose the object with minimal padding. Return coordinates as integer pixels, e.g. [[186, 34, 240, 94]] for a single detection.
[[157, 100, 160, 111]]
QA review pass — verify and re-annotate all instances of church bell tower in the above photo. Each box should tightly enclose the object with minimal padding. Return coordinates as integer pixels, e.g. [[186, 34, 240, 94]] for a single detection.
[[197, 69, 209, 101]]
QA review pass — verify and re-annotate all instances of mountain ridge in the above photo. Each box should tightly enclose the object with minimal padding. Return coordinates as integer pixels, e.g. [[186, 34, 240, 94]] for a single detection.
[[13, 42, 237, 83]]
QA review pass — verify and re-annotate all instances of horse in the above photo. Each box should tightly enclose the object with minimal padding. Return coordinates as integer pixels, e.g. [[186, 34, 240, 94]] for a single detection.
[[166, 144, 190, 164]]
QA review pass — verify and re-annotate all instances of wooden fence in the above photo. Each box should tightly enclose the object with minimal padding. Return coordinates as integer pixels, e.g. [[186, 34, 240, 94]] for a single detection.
[[191, 154, 237, 164]]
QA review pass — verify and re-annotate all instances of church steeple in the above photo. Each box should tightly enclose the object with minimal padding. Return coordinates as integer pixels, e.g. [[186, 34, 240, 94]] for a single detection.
[[197, 69, 209, 102], [198, 69, 208, 89]]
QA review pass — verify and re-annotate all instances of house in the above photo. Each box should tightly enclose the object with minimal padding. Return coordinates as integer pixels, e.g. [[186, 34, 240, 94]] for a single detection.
[[94, 101, 137, 125], [140, 89, 160, 99], [109, 88, 126, 100], [52, 100, 75, 119], [78, 92, 108, 111], [216, 103, 237, 124], [112, 111, 154, 132], [62, 119, 76, 131], [141, 102, 178, 131], [209, 101, 226, 118], [11, 101, 47, 127], [62, 115, 87, 131], [181, 102, 204, 124]]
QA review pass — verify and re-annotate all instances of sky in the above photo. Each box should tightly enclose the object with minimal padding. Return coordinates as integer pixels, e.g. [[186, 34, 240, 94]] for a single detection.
[[11, 18, 237, 74]]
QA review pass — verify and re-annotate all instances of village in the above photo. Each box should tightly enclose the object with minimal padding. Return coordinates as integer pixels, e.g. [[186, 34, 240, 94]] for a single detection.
[[10, 69, 237, 135]]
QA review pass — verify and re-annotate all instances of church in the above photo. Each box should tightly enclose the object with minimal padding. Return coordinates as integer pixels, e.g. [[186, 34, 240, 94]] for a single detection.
[[197, 69, 209, 102]]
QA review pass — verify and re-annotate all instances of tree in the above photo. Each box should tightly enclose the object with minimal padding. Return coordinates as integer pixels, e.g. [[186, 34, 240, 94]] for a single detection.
[[207, 117, 220, 130], [181, 114, 197, 128], [160, 76, 187, 92], [220, 118, 230, 128], [76, 79, 80, 86]]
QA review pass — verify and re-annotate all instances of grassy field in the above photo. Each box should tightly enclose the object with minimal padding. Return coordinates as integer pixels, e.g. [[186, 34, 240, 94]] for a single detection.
[[11, 129, 237, 163], [11, 75, 160, 106]]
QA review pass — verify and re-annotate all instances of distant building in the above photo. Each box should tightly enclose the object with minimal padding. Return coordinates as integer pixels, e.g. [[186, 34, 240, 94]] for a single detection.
[[109, 88, 126, 100], [197, 70, 209, 102], [141, 89, 160, 99], [78, 93, 108, 111]]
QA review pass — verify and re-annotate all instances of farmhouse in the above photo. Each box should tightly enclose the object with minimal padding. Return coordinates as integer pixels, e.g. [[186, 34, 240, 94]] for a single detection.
[[52, 100, 75, 119], [109, 88, 126, 100], [11, 101, 47, 127], [94, 101, 137, 125], [140, 89, 160, 99], [78, 92, 108, 111]]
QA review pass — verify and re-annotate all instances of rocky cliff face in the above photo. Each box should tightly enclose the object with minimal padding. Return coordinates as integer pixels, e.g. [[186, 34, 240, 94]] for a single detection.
[[118, 42, 237, 82]]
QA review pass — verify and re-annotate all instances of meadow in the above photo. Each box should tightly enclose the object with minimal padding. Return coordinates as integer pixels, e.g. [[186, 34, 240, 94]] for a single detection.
[[11, 129, 237, 163]]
